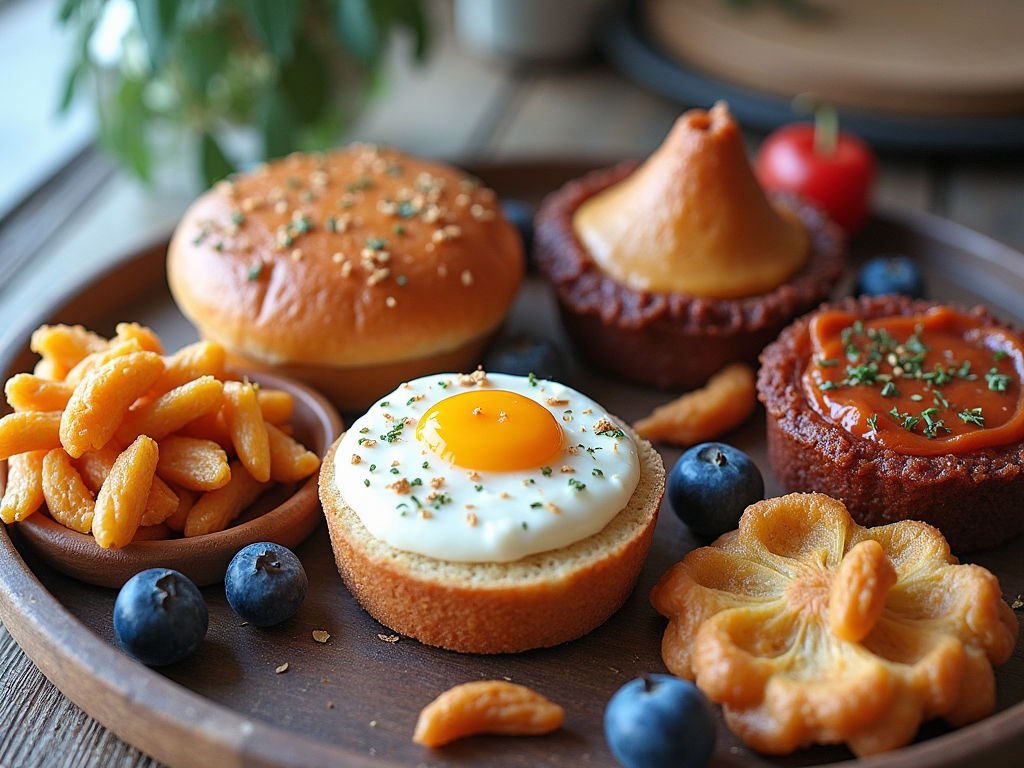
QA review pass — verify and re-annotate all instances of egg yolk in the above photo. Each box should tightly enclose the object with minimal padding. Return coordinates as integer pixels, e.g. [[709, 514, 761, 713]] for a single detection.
[[415, 390, 564, 472]]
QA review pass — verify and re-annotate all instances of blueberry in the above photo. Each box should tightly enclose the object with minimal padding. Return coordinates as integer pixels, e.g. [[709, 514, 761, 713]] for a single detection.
[[225, 542, 308, 627], [856, 254, 925, 299], [113, 568, 208, 666], [604, 675, 716, 768], [500, 199, 535, 258], [484, 335, 564, 381], [668, 442, 764, 538]]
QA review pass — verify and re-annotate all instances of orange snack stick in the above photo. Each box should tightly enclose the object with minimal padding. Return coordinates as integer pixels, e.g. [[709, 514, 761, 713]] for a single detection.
[[163, 484, 198, 533], [413, 681, 565, 747], [33, 357, 69, 381], [114, 322, 164, 354], [184, 460, 270, 536], [92, 435, 159, 549], [76, 442, 177, 525], [140, 476, 180, 527], [257, 389, 294, 425], [41, 448, 95, 533], [151, 340, 226, 396], [75, 442, 122, 493], [5, 374, 74, 412], [30, 324, 107, 370], [115, 375, 223, 444], [828, 539, 897, 643], [65, 338, 143, 386], [156, 435, 231, 491], [0, 411, 62, 461], [178, 410, 234, 453], [59, 351, 165, 458], [222, 380, 271, 482], [634, 362, 757, 446], [266, 423, 320, 482], [0, 449, 47, 523]]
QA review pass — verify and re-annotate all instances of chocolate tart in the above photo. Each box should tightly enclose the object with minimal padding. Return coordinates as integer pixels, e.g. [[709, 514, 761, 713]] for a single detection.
[[534, 163, 844, 391], [758, 294, 1024, 553]]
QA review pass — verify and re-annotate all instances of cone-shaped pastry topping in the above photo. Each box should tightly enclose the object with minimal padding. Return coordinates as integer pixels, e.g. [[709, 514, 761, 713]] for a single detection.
[[573, 102, 810, 299]]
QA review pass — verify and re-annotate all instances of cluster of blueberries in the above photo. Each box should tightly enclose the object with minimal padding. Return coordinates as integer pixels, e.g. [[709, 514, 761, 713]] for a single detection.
[[113, 542, 308, 667]]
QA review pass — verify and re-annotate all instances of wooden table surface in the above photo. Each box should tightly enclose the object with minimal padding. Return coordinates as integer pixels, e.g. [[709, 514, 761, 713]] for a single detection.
[[3, 1, 1024, 766]]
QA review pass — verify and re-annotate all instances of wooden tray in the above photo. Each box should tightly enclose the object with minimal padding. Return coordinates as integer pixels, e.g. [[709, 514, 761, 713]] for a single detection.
[[3, 162, 1024, 768]]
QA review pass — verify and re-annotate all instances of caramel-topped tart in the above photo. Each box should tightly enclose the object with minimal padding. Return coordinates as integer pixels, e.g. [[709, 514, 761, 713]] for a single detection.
[[804, 306, 1024, 455], [535, 102, 845, 390]]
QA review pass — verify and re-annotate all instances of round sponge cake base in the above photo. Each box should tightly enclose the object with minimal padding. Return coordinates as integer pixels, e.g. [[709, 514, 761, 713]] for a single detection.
[[318, 423, 665, 653]]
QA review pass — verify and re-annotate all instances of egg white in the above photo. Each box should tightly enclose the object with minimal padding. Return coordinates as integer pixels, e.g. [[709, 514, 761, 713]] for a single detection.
[[332, 372, 641, 562]]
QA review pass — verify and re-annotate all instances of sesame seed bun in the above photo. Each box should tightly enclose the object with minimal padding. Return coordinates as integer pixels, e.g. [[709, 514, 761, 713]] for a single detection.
[[317, 420, 665, 654], [167, 146, 524, 410]]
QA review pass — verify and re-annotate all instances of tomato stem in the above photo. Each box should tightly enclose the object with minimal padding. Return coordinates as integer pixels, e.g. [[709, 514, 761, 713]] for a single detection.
[[792, 93, 838, 156]]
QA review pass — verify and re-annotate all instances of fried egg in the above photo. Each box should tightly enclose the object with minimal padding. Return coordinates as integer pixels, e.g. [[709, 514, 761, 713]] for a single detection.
[[332, 372, 641, 562]]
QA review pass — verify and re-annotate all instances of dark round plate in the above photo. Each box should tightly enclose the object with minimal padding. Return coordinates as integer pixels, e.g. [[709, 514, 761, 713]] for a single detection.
[[2, 163, 1024, 768], [598, 1, 1024, 153]]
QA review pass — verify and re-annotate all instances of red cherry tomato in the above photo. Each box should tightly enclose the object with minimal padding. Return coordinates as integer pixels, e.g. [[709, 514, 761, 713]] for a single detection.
[[756, 123, 877, 235]]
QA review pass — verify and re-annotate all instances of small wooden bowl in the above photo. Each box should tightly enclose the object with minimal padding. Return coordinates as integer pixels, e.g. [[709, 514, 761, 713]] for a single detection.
[[6, 371, 343, 589]]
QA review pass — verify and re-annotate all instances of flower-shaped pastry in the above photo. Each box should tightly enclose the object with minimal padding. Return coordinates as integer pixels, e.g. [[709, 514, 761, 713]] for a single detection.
[[650, 493, 1018, 756]]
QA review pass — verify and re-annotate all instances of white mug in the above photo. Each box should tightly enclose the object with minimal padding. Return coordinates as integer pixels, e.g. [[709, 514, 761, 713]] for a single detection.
[[454, 0, 614, 63]]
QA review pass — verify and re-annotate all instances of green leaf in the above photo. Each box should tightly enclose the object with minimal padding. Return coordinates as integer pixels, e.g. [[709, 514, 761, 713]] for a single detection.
[[133, 0, 181, 69], [238, 0, 305, 60], [336, 0, 430, 67], [57, 0, 81, 23], [299, 108, 345, 151], [336, 0, 379, 67], [98, 76, 151, 180], [117, 79, 151, 180], [278, 33, 328, 124], [174, 23, 229, 102], [201, 132, 235, 187], [387, 0, 428, 60], [57, 2, 103, 114], [58, 62, 83, 113], [260, 88, 296, 159]]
